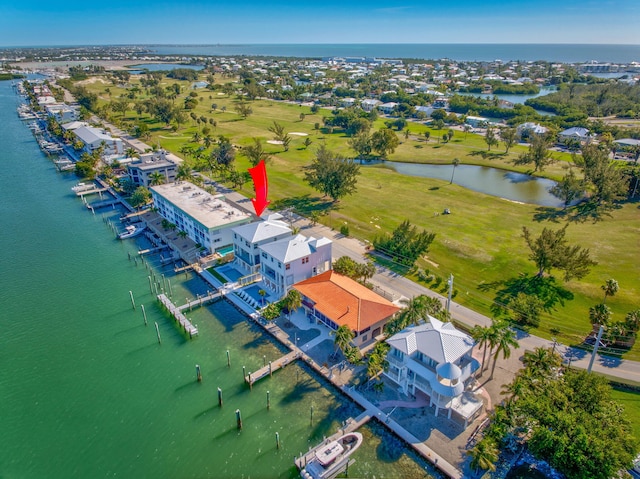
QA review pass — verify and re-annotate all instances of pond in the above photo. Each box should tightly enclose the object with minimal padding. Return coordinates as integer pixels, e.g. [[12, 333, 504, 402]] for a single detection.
[[379, 162, 567, 207]]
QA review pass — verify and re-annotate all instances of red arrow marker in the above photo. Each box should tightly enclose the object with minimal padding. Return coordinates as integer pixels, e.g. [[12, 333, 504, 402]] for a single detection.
[[248, 160, 270, 217]]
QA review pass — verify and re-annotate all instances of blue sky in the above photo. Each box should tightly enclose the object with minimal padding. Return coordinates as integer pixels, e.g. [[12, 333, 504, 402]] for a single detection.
[[0, 0, 638, 46]]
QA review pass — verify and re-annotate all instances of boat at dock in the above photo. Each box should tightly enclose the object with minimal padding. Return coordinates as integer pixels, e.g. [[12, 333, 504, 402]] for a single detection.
[[71, 182, 95, 193], [297, 432, 363, 479], [118, 224, 146, 240]]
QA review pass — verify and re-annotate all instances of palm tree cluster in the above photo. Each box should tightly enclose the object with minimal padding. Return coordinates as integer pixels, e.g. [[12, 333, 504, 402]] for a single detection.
[[471, 320, 519, 380], [385, 294, 447, 336]]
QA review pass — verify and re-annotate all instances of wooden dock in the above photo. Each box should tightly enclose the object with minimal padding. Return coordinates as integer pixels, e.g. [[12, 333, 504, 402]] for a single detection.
[[87, 198, 120, 210], [244, 350, 299, 386], [176, 291, 223, 312], [75, 187, 108, 197], [138, 245, 169, 256], [157, 294, 199, 337]]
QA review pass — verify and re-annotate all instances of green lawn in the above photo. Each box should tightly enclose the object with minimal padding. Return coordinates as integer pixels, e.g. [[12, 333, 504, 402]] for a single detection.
[[611, 386, 640, 442], [82, 74, 640, 358]]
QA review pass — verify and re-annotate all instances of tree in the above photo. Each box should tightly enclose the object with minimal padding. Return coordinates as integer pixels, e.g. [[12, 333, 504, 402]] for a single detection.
[[242, 138, 271, 167], [589, 303, 612, 327], [332, 324, 354, 358], [129, 186, 151, 209], [398, 296, 428, 329], [176, 163, 195, 182], [282, 288, 302, 318], [471, 325, 498, 376], [373, 220, 436, 267], [514, 134, 555, 172], [235, 99, 253, 119], [148, 171, 165, 186], [522, 224, 597, 281], [508, 292, 544, 327], [348, 131, 372, 159], [366, 342, 390, 385], [449, 158, 460, 184], [522, 347, 561, 378], [549, 168, 583, 208], [304, 144, 360, 201], [332, 256, 375, 283], [489, 324, 518, 380], [467, 439, 499, 473], [268, 121, 291, 151], [371, 128, 399, 158], [484, 126, 499, 151], [581, 144, 629, 209], [209, 136, 235, 170], [601, 278, 619, 304], [424, 131, 430, 143], [500, 127, 517, 153]]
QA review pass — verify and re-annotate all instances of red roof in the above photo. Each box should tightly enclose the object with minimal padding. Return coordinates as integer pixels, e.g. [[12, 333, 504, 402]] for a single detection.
[[294, 271, 400, 333]]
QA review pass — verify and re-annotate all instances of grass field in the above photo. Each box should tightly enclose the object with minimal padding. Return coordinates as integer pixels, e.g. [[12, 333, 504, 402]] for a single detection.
[[81, 74, 640, 357]]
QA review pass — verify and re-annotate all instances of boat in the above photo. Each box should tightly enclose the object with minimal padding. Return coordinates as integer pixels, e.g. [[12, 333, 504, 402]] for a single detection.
[[118, 224, 146, 240], [71, 182, 95, 193], [296, 432, 363, 479]]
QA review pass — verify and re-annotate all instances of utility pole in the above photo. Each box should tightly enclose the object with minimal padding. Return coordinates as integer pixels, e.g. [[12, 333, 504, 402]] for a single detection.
[[446, 274, 454, 313], [587, 325, 605, 373]]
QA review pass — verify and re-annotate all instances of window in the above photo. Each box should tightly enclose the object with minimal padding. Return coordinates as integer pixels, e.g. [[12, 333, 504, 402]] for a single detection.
[[286, 264, 290, 270], [361, 334, 368, 342], [302, 257, 309, 264]]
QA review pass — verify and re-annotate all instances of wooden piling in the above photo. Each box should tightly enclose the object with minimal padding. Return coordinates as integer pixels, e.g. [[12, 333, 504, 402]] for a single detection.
[[141, 304, 148, 325], [226, 350, 230, 367], [155, 322, 161, 344], [196, 364, 202, 382], [267, 390, 270, 410], [218, 387, 223, 407], [236, 409, 242, 430], [276, 432, 280, 449], [129, 290, 136, 310]]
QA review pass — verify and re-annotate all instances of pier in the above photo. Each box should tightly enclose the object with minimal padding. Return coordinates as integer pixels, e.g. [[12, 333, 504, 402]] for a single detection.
[[176, 291, 223, 312], [244, 350, 299, 386], [75, 186, 108, 197], [156, 294, 198, 337], [86, 198, 120, 210]]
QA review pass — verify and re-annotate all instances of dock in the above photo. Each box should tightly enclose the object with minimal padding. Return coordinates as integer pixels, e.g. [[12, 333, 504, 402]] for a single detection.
[[157, 293, 199, 337], [174, 263, 200, 273], [244, 350, 299, 386], [86, 198, 120, 210], [138, 245, 169, 256], [176, 291, 223, 312], [75, 187, 108, 197]]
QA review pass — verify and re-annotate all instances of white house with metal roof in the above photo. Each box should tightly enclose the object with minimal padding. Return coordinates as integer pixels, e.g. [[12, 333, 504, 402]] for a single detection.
[[558, 127, 592, 144], [150, 182, 252, 255], [384, 317, 482, 427], [73, 125, 124, 155], [258, 233, 332, 297], [231, 214, 293, 273]]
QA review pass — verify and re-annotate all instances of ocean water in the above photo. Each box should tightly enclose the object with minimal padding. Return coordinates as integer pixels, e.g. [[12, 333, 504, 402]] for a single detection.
[[149, 43, 640, 63], [0, 80, 434, 478]]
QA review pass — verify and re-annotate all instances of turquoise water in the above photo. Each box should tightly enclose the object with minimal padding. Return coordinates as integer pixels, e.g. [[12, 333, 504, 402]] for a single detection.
[[0, 80, 434, 479]]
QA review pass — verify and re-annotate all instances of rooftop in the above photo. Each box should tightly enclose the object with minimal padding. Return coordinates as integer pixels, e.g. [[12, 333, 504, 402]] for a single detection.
[[294, 270, 400, 333], [151, 181, 251, 230], [232, 213, 291, 243], [259, 233, 331, 263]]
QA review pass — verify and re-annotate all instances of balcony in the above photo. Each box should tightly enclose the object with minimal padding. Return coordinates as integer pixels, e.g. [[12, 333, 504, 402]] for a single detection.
[[387, 354, 406, 368]]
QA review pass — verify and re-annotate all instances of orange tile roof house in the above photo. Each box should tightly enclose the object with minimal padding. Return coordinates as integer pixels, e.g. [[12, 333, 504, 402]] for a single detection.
[[294, 271, 400, 348]]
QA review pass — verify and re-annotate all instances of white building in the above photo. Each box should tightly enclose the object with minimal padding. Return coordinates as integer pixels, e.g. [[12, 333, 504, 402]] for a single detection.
[[384, 317, 483, 427], [258, 234, 332, 297], [150, 182, 252, 255], [360, 98, 381, 112], [232, 214, 292, 273], [558, 127, 591, 144], [516, 122, 548, 140], [45, 103, 78, 123], [74, 126, 124, 155], [127, 150, 178, 187]]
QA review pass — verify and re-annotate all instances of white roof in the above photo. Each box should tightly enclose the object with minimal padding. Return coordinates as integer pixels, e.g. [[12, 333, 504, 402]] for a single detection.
[[232, 214, 292, 243], [559, 127, 589, 137], [386, 316, 475, 365], [259, 233, 331, 263], [74, 126, 118, 144], [614, 138, 640, 147], [61, 121, 88, 131], [151, 182, 251, 230]]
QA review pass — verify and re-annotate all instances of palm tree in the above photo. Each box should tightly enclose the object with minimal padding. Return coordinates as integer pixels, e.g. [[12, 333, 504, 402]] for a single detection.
[[522, 347, 561, 378], [467, 439, 499, 474], [399, 295, 428, 329], [449, 158, 460, 184], [282, 289, 302, 318], [471, 325, 494, 375], [332, 324, 354, 359], [490, 324, 519, 380], [176, 163, 195, 182], [602, 279, 619, 304], [148, 171, 165, 186], [258, 289, 266, 307], [589, 303, 612, 327]]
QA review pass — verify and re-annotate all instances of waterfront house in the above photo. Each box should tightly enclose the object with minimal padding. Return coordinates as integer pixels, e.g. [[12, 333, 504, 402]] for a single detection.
[[231, 214, 292, 273], [384, 317, 483, 427], [258, 234, 332, 297], [73, 125, 123, 156], [127, 150, 178, 187], [44, 103, 78, 123], [150, 181, 252, 255], [294, 271, 401, 349], [464, 116, 489, 128]]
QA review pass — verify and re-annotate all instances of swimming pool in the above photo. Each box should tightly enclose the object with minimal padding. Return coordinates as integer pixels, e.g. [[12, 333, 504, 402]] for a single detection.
[[217, 245, 234, 256]]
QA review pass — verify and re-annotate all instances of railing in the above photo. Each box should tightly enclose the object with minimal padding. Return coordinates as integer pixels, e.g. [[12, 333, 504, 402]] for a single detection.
[[238, 272, 261, 286], [387, 354, 406, 368]]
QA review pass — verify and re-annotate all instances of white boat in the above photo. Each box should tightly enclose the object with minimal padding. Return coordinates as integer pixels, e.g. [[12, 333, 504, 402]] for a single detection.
[[118, 224, 146, 240], [297, 432, 363, 479], [71, 182, 95, 193]]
